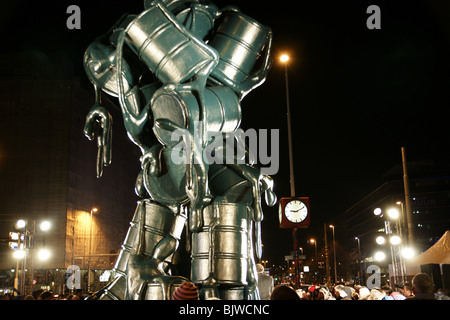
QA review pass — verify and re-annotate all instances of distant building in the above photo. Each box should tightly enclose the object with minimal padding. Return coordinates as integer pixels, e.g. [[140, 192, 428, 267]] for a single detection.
[[0, 51, 140, 294], [343, 158, 450, 282]]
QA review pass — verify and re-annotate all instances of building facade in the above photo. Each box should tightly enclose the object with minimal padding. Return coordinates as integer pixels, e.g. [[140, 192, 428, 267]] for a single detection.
[[343, 159, 450, 284], [0, 51, 140, 294]]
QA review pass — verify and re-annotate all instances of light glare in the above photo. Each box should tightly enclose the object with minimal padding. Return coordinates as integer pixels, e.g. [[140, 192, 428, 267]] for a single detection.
[[376, 236, 386, 245], [390, 235, 401, 245], [280, 54, 289, 62], [374, 251, 386, 261], [13, 250, 25, 259], [16, 220, 26, 229], [38, 249, 51, 261], [387, 208, 400, 219], [401, 247, 415, 259], [40, 221, 51, 231]]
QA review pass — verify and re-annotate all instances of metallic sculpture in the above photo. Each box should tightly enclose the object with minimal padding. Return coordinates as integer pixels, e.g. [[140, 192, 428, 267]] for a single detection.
[[83, 0, 275, 300]]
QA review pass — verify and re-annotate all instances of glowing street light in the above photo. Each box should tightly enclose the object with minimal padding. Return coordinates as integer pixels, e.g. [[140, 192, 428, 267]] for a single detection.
[[13, 250, 25, 260], [390, 235, 402, 246], [38, 249, 51, 261], [387, 208, 400, 220], [376, 236, 386, 245], [309, 238, 317, 257], [401, 247, 415, 259], [374, 251, 386, 261], [16, 219, 26, 229], [280, 54, 290, 63], [39, 221, 51, 232], [279, 52, 295, 198]]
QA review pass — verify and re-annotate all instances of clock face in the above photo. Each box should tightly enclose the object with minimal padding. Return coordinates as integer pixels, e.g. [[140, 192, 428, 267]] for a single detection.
[[285, 200, 308, 223]]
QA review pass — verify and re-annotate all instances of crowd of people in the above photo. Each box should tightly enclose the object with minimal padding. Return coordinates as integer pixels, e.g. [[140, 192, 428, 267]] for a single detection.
[[266, 272, 450, 300], [0, 288, 85, 300], [1, 270, 448, 301]]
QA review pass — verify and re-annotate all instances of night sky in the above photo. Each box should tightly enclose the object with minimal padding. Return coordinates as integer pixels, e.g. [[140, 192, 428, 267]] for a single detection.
[[1, 0, 450, 266]]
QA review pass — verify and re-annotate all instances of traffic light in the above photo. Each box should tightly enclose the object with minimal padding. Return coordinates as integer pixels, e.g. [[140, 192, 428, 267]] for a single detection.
[[9, 232, 24, 250]]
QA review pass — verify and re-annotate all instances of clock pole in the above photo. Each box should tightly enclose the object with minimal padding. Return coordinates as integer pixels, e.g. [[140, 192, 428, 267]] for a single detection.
[[281, 54, 299, 287]]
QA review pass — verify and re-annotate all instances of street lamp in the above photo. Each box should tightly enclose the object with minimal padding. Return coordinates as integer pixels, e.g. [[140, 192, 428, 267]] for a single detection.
[[376, 236, 386, 245], [88, 207, 98, 292], [355, 237, 364, 285], [373, 207, 407, 287], [387, 208, 400, 220], [37, 248, 51, 261], [330, 225, 337, 283], [16, 219, 26, 229], [39, 221, 51, 232], [309, 239, 317, 257], [401, 247, 415, 259], [279, 53, 295, 198], [374, 251, 386, 261]]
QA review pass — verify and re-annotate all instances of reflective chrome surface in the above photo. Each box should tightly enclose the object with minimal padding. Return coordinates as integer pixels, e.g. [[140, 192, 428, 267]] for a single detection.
[[83, 0, 275, 300]]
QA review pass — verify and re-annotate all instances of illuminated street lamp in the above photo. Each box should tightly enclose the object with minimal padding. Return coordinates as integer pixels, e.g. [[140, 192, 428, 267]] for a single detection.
[[13, 249, 25, 260], [401, 247, 415, 259], [376, 236, 386, 245], [309, 238, 317, 257], [387, 208, 400, 220], [279, 53, 295, 198], [280, 54, 290, 63], [38, 248, 51, 261], [390, 235, 402, 246], [374, 251, 386, 261], [16, 219, 26, 229], [373, 206, 407, 286], [39, 221, 51, 232]]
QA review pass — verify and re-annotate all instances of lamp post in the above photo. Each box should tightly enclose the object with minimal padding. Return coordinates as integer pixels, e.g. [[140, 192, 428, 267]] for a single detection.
[[280, 54, 295, 198], [330, 225, 337, 284], [281, 53, 300, 288], [355, 237, 363, 284], [309, 239, 317, 257], [88, 207, 98, 293], [373, 207, 406, 288]]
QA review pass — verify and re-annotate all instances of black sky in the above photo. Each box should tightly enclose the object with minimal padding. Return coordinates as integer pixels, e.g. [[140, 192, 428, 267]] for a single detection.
[[1, 0, 450, 265]]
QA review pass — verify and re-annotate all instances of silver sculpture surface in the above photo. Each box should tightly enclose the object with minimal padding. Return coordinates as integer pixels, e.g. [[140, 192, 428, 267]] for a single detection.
[[83, 0, 275, 300]]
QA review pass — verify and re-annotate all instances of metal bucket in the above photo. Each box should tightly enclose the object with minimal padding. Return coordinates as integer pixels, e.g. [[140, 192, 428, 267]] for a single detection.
[[143, 277, 187, 300], [209, 10, 271, 90], [151, 85, 241, 147], [125, 1, 217, 84], [145, 0, 218, 39], [114, 200, 185, 275], [191, 202, 250, 286]]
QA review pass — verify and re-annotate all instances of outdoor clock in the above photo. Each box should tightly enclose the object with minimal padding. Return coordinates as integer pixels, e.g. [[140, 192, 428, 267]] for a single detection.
[[278, 197, 310, 229]]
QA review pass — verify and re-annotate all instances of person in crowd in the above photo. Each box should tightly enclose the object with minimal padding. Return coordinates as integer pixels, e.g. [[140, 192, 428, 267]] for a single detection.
[[38, 290, 53, 300], [399, 281, 413, 298], [256, 263, 274, 300], [270, 285, 300, 300], [407, 273, 436, 300], [72, 288, 84, 300], [172, 282, 199, 300], [435, 288, 450, 300]]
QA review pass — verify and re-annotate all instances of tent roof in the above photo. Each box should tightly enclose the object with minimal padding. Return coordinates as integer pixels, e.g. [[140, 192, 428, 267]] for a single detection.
[[409, 230, 450, 265]]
